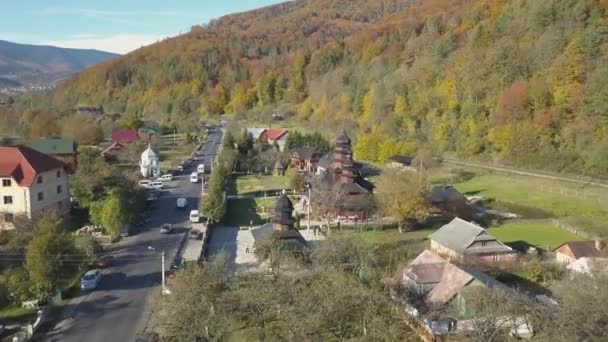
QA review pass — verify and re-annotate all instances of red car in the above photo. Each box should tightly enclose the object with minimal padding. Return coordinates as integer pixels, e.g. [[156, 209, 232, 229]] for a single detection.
[[96, 255, 113, 269]]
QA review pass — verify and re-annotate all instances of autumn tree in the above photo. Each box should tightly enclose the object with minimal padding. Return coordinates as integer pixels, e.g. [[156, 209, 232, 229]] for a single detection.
[[375, 169, 427, 232], [25, 215, 80, 298]]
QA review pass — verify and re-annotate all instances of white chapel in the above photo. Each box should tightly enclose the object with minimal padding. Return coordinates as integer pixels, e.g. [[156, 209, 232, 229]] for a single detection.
[[140, 143, 160, 178]]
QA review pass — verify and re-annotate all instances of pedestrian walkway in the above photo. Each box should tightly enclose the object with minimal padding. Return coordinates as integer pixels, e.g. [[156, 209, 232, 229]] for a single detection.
[[234, 228, 259, 273], [182, 238, 204, 263]]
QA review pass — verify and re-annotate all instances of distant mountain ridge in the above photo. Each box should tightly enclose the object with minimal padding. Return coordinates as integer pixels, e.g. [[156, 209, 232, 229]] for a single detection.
[[0, 40, 118, 88]]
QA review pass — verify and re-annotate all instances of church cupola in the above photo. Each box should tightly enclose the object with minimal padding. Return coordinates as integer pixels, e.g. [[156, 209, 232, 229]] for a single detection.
[[272, 190, 295, 232]]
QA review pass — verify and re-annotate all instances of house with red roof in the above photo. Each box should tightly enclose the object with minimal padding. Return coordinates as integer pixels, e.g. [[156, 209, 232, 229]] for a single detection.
[[262, 129, 289, 151], [0, 146, 70, 229], [111, 129, 139, 144]]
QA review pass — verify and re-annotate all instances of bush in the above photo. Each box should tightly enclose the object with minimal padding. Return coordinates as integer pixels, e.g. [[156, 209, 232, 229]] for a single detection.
[[4, 268, 34, 305]]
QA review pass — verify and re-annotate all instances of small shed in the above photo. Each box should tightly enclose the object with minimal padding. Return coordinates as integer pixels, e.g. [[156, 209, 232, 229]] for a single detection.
[[387, 155, 416, 171], [273, 160, 285, 176]]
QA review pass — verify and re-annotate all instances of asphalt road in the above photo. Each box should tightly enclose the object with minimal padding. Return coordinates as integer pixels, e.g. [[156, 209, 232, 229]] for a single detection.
[[45, 127, 223, 342]]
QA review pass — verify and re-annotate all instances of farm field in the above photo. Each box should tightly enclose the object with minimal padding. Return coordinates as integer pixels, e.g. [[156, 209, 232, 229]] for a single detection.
[[487, 220, 584, 251], [451, 172, 608, 235]]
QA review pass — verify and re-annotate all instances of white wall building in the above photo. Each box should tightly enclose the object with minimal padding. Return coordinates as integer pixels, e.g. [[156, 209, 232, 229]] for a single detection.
[[140, 143, 160, 179], [0, 146, 70, 230]]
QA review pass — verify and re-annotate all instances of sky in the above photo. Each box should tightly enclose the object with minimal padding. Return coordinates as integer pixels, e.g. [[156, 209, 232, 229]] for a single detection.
[[0, 0, 286, 54]]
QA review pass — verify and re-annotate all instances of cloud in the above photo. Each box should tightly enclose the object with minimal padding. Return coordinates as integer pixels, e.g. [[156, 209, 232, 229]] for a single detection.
[[45, 33, 172, 54]]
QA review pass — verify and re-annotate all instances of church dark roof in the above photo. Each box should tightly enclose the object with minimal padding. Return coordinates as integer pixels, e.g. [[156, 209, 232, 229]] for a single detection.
[[251, 192, 308, 252], [335, 130, 351, 145], [272, 192, 295, 226], [251, 223, 308, 252]]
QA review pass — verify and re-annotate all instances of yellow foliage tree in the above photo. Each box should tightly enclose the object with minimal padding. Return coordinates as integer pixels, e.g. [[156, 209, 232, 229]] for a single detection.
[[360, 86, 378, 125], [552, 38, 584, 107], [488, 123, 517, 154], [394, 95, 407, 120]]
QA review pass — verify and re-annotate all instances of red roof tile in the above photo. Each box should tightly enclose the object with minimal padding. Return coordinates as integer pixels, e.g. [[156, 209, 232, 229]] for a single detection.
[[265, 129, 288, 141], [111, 129, 139, 144], [0, 145, 65, 187]]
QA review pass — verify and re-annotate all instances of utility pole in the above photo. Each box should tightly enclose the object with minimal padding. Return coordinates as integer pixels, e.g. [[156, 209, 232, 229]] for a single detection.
[[173, 129, 177, 145], [161, 250, 166, 294], [307, 184, 311, 230]]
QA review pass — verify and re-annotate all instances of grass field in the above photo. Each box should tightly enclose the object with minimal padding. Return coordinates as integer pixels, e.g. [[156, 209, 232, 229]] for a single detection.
[[235, 175, 290, 195], [224, 196, 299, 227], [352, 228, 434, 246], [451, 172, 608, 234], [487, 220, 584, 251]]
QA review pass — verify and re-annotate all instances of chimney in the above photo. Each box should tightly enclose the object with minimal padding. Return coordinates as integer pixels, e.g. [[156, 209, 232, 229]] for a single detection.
[[595, 240, 605, 251]]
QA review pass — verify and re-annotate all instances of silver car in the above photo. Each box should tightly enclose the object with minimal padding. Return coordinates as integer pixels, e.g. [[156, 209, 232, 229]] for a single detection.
[[81, 269, 102, 290]]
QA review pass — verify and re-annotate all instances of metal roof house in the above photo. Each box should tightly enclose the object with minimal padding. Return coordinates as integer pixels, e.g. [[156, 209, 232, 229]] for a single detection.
[[29, 138, 78, 173], [430, 218, 517, 264], [401, 250, 507, 305]]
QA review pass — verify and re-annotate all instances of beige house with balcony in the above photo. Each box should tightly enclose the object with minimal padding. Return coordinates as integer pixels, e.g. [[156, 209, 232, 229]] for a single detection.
[[0, 145, 70, 230]]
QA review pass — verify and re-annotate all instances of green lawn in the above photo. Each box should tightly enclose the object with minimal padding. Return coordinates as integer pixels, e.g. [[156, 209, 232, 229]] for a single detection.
[[224, 197, 299, 227], [487, 220, 584, 251], [344, 228, 434, 246], [224, 198, 268, 227], [235, 175, 290, 195], [452, 172, 608, 235]]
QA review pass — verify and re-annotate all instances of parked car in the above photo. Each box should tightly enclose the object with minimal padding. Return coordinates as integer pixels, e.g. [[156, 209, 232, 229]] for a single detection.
[[160, 223, 173, 234], [96, 255, 113, 269], [176, 197, 188, 209], [80, 269, 102, 291], [189, 210, 200, 223], [177, 165, 184, 173], [160, 174, 173, 182], [189, 229, 201, 240], [138, 180, 151, 188], [197, 164, 206, 174], [150, 181, 164, 190], [190, 172, 199, 183]]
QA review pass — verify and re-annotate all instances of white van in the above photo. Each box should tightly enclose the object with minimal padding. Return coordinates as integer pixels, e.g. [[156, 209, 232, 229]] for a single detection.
[[176, 197, 188, 209], [138, 180, 151, 188], [150, 181, 164, 190], [190, 172, 199, 183], [189, 210, 200, 223], [160, 174, 173, 182], [197, 164, 205, 174]]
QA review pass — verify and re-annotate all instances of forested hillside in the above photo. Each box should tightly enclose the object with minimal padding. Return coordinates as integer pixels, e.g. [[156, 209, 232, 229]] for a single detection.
[[0, 40, 117, 87], [47, 0, 608, 176]]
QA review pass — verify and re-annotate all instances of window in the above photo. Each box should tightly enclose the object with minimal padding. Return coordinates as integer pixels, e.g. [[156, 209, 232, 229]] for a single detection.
[[56, 170, 61, 178], [37, 192, 44, 201], [37, 176, 43, 184], [2, 179, 11, 187], [3, 213, 14, 223], [3, 196, 12, 205], [481, 241, 488, 247], [57, 185, 62, 194]]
